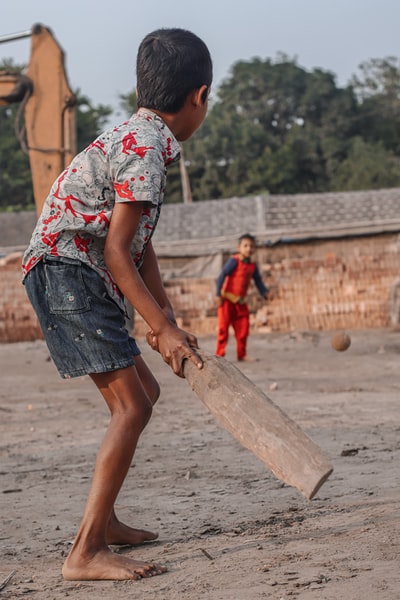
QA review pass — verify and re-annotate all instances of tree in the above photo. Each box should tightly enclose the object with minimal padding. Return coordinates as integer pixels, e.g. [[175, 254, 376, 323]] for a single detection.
[[4, 54, 400, 209], [330, 136, 400, 191], [0, 102, 34, 209], [75, 92, 112, 152], [183, 56, 360, 197], [119, 91, 137, 116], [351, 57, 400, 155], [0, 61, 33, 209]]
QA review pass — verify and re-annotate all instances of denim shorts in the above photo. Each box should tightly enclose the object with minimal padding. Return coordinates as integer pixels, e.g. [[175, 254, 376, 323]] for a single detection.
[[24, 256, 140, 379]]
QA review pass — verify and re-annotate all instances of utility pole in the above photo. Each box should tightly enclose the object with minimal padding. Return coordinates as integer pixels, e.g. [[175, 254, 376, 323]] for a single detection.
[[179, 144, 192, 203]]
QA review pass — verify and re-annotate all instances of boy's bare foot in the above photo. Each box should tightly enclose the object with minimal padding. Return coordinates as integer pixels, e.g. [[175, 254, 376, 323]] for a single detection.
[[106, 511, 158, 546], [106, 519, 158, 546], [238, 355, 258, 363], [62, 546, 167, 581]]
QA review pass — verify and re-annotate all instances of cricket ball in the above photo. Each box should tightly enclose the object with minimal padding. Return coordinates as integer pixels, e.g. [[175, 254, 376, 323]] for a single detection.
[[331, 332, 351, 352]]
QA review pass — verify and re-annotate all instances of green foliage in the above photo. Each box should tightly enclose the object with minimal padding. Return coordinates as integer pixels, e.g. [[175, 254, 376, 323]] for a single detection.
[[178, 54, 400, 202], [330, 137, 400, 191], [0, 102, 34, 210], [119, 90, 137, 116], [350, 57, 400, 155], [75, 91, 113, 152]]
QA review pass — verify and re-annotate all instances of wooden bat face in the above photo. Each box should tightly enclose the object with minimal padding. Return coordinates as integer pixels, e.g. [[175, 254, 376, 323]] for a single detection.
[[184, 352, 333, 500]]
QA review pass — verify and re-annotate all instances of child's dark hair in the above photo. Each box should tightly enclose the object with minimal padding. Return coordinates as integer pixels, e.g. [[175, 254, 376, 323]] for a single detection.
[[239, 233, 256, 244], [136, 28, 213, 113]]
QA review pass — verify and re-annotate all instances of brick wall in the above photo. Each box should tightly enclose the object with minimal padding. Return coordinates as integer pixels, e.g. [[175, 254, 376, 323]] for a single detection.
[[0, 253, 42, 343], [253, 234, 398, 332], [2, 186, 400, 342], [1, 233, 398, 343], [133, 232, 400, 338]]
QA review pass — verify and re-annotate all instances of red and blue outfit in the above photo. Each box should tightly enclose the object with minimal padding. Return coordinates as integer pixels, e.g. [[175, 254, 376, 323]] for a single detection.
[[215, 254, 268, 360]]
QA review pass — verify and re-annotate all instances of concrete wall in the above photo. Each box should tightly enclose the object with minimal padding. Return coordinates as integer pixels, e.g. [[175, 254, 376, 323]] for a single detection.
[[0, 211, 37, 250], [153, 187, 400, 251]]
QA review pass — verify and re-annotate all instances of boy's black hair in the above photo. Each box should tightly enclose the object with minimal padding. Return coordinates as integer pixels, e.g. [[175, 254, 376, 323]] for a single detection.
[[136, 28, 213, 113], [239, 233, 256, 244]]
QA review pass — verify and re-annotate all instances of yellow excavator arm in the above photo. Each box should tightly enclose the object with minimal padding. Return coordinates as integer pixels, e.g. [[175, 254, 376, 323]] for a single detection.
[[0, 24, 76, 214]]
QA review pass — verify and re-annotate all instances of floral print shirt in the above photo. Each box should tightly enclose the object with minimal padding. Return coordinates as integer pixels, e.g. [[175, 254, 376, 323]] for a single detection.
[[22, 108, 180, 310]]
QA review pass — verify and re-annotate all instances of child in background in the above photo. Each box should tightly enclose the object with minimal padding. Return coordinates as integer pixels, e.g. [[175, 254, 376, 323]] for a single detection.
[[22, 28, 212, 581], [215, 233, 268, 361]]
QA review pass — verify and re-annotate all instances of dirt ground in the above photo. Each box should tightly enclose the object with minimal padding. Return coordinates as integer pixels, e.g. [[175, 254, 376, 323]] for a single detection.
[[1, 328, 399, 600]]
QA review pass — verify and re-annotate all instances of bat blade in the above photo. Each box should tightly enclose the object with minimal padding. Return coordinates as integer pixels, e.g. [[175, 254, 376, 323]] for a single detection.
[[184, 352, 333, 499]]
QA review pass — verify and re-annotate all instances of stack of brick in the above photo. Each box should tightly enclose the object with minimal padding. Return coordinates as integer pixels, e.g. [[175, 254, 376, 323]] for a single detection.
[[0, 252, 42, 343], [134, 233, 399, 337], [1, 234, 398, 343], [133, 277, 218, 337], [253, 234, 396, 332]]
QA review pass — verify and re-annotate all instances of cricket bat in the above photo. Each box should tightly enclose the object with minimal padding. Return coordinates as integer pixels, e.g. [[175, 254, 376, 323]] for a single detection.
[[184, 351, 333, 500]]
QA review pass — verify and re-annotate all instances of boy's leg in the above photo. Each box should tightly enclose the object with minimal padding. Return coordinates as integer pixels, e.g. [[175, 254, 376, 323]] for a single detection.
[[232, 304, 250, 360], [106, 355, 160, 546], [62, 364, 167, 581], [216, 301, 231, 356]]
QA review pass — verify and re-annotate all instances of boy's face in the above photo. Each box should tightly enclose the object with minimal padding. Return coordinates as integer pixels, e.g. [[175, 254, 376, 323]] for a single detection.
[[238, 238, 255, 259], [178, 86, 210, 141]]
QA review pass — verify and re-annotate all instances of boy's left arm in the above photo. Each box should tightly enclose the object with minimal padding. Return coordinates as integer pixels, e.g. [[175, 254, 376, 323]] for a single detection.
[[253, 263, 269, 299], [139, 241, 176, 323], [139, 241, 178, 351]]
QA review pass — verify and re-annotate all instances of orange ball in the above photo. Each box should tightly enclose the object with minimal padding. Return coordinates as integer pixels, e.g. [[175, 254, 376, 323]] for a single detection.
[[331, 332, 351, 352]]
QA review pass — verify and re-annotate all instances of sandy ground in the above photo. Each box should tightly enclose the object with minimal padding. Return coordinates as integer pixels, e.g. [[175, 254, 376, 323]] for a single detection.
[[0, 328, 399, 600]]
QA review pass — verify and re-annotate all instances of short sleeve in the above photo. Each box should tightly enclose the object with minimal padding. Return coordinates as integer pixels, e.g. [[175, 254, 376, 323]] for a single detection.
[[113, 142, 165, 206]]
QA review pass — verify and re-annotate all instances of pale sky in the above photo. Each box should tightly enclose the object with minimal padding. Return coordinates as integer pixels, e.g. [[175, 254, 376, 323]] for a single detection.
[[1, 0, 399, 119]]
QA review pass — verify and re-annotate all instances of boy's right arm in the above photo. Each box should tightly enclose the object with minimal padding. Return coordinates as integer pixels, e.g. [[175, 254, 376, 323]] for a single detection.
[[104, 201, 202, 377], [215, 257, 238, 306]]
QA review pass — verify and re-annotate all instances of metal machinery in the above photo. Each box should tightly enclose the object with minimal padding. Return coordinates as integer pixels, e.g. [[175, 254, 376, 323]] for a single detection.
[[0, 24, 77, 214]]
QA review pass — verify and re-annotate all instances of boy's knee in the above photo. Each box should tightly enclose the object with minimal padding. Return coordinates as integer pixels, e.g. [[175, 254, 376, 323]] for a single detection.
[[130, 399, 153, 432], [118, 397, 153, 432], [149, 379, 161, 406], [139, 398, 153, 429]]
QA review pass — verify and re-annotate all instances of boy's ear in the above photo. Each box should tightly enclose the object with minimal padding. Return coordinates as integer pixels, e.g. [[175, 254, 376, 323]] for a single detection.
[[192, 85, 209, 107]]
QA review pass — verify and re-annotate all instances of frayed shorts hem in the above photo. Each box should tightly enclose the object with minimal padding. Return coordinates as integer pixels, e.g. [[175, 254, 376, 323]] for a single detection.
[[60, 356, 138, 379]]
